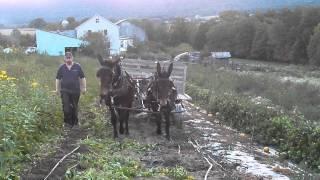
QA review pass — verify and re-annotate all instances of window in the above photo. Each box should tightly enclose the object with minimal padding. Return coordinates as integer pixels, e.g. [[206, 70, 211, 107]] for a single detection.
[[96, 18, 99, 23], [104, 29, 108, 35]]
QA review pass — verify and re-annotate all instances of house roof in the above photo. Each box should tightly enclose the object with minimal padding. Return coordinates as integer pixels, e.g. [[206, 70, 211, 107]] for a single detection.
[[75, 15, 118, 30], [50, 30, 76, 38], [120, 36, 133, 40], [37, 29, 82, 41], [115, 19, 128, 25]]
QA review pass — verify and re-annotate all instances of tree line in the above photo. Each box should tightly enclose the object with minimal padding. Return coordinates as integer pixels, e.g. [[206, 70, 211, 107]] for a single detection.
[[2, 7, 320, 65], [131, 7, 320, 66]]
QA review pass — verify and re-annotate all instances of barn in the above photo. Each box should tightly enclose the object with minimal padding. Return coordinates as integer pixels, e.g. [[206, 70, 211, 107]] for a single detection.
[[36, 30, 84, 56]]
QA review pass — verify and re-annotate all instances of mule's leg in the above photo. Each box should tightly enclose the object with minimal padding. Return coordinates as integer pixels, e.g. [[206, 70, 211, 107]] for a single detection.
[[151, 103, 161, 135], [162, 107, 171, 140], [110, 107, 118, 138], [124, 110, 130, 135], [119, 109, 124, 134]]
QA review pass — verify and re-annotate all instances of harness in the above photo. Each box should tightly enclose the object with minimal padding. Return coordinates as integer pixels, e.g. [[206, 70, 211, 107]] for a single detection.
[[99, 63, 135, 106], [147, 76, 177, 109]]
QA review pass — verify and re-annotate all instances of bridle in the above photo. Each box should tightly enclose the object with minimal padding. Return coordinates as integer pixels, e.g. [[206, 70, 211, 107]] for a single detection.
[[99, 65, 135, 106], [150, 77, 175, 105]]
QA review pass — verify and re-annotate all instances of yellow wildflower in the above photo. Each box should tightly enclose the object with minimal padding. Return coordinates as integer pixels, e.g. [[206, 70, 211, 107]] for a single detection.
[[31, 82, 39, 88], [0, 74, 8, 80], [0, 70, 6, 75], [186, 176, 195, 180], [7, 77, 16, 80]]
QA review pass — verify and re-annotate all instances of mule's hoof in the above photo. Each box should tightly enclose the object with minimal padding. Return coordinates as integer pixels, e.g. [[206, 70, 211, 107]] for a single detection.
[[166, 135, 171, 140], [119, 128, 124, 134], [157, 129, 162, 135]]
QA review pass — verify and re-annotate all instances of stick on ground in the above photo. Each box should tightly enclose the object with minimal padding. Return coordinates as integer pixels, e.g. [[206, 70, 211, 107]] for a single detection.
[[44, 146, 80, 180]]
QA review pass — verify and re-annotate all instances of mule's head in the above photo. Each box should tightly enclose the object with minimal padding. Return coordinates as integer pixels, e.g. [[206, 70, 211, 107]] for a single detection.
[[154, 62, 176, 107], [96, 55, 120, 99]]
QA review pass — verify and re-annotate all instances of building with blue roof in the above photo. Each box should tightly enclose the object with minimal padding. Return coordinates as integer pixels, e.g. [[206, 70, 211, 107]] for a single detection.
[[36, 30, 84, 56]]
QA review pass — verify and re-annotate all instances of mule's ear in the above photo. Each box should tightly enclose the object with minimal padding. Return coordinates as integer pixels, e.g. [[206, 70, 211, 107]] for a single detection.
[[97, 54, 104, 66], [167, 63, 173, 76], [157, 62, 161, 75]]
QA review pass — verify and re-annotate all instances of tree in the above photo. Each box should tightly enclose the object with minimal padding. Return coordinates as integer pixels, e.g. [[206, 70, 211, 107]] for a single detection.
[[232, 18, 256, 58], [267, 19, 290, 62], [66, 17, 76, 24], [0, 34, 12, 48], [29, 18, 47, 29], [10, 29, 21, 46], [20, 34, 36, 47], [193, 23, 210, 50], [81, 32, 109, 57], [66, 16, 79, 29], [250, 22, 271, 61], [168, 18, 189, 46], [219, 11, 248, 22], [44, 23, 61, 31], [206, 22, 235, 52], [308, 24, 320, 66]]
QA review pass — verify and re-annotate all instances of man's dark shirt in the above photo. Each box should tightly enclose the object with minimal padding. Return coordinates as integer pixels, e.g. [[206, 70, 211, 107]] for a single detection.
[[56, 63, 85, 94]]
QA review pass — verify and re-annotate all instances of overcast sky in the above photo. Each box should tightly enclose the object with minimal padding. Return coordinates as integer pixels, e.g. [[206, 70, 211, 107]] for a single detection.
[[0, 0, 172, 8]]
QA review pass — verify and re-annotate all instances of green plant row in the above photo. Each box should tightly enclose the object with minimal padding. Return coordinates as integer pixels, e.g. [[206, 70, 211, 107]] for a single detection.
[[186, 83, 320, 171], [68, 104, 194, 180], [0, 76, 62, 179], [65, 138, 193, 180]]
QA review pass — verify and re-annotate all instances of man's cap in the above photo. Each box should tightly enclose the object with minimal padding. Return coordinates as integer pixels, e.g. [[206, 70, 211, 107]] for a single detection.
[[65, 52, 73, 58]]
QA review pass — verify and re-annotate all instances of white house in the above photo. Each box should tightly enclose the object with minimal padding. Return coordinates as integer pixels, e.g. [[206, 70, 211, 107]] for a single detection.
[[119, 37, 134, 53], [115, 19, 147, 52], [75, 15, 120, 55]]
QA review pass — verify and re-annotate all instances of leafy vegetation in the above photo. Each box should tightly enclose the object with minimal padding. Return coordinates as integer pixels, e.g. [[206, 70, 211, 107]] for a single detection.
[[65, 138, 193, 180], [187, 64, 320, 122], [186, 64, 320, 171], [67, 102, 194, 180], [0, 53, 102, 179], [0, 54, 62, 179]]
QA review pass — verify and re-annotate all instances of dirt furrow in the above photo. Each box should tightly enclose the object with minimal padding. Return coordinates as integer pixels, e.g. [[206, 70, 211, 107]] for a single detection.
[[21, 127, 89, 180]]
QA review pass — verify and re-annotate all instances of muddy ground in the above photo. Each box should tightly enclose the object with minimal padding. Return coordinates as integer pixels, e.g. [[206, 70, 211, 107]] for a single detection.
[[21, 101, 309, 180]]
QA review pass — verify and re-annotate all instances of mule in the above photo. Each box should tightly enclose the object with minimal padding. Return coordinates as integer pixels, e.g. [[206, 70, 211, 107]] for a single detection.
[[146, 62, 177, 139], [96, 55, 135, 138]]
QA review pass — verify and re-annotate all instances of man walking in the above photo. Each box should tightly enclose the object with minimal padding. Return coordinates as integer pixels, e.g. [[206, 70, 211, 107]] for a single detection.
[[55, 52, 86, 128]]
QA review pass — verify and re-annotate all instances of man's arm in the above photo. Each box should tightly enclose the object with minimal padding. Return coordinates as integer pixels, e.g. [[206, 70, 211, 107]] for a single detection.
[[80, 78, 87, 93], [55, 79, 61, 95]]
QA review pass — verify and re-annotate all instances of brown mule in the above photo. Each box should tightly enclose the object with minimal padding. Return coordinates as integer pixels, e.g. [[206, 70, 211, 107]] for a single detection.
[[96, 55, 135, 138]]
